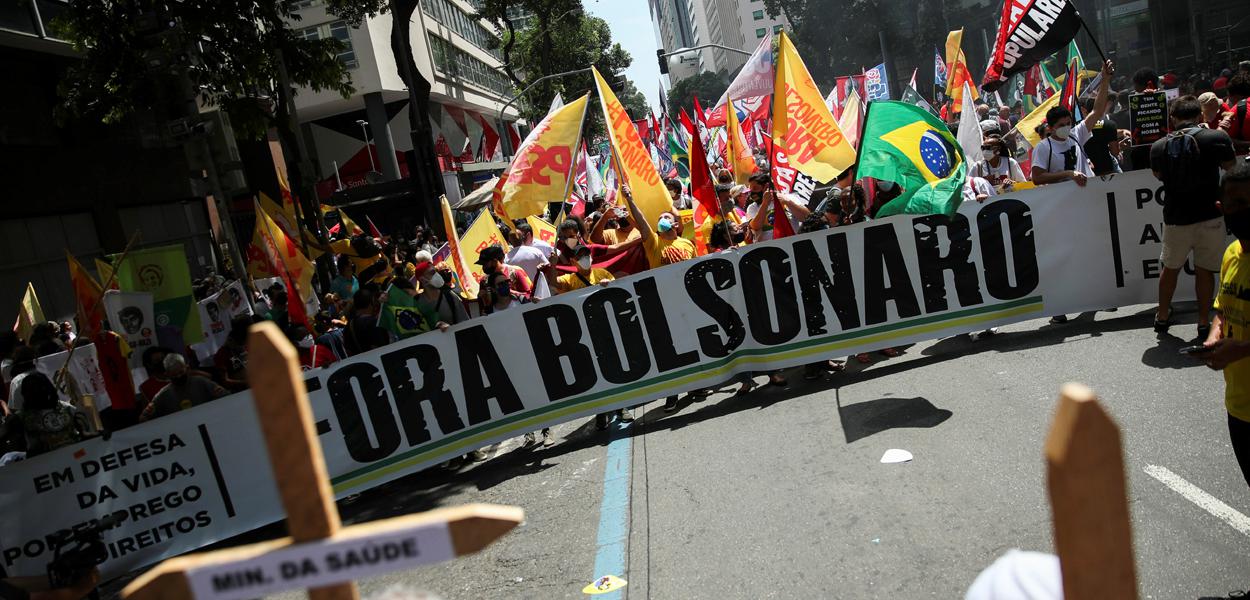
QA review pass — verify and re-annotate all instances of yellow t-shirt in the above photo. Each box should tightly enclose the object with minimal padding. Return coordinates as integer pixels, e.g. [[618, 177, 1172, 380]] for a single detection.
[[601, 227, 641, 245], [1216, 240, 1250, 421], [330, 239, 389, 283], [644, 235, 696, 268], [557, 268, 614, 293]]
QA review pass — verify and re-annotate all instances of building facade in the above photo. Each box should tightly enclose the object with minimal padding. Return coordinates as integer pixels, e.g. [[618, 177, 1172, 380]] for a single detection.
[[287, 0, 522, 204], [653, 0, 790, 85]]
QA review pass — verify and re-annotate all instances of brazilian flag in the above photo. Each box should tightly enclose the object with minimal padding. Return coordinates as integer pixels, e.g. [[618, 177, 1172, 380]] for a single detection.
[[857, 101, 966, 218], [379, 284, 438, 339], [667, 131, 690, 179]]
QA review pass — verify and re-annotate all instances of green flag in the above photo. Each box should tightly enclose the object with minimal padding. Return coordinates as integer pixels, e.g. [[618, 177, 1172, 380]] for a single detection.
[[1067, 40, 1084, 71], [857, 101, 967, 218], [114, 244, 203, 346], [900, 85, 938, 117], [379, 284, 438, 339]]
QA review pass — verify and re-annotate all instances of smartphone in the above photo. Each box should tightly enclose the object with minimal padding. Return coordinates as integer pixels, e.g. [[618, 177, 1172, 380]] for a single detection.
[[1178, 344, 1213, 356]]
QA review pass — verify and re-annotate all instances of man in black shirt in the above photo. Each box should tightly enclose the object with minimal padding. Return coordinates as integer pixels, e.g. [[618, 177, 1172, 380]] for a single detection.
[[1149, 95, 1239, 338]]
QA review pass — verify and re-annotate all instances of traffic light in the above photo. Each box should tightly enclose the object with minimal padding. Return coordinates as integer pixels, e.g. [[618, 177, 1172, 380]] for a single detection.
[[609, 71, 629, 93], [657, 48, 668, 75]]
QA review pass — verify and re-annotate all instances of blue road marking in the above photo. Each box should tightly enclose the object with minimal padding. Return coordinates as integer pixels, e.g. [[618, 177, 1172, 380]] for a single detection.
[[592, 420, 633, 598]]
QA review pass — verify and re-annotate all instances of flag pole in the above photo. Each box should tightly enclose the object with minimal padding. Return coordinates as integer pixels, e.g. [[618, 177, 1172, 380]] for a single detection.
[[554, 94, 591, 222], [1077, 16, 1109, 65], [848, 98, 873, 181]]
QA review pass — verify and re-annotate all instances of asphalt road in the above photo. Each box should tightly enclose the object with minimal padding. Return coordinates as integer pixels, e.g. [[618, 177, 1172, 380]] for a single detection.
[[174, 303, 1249, 599]]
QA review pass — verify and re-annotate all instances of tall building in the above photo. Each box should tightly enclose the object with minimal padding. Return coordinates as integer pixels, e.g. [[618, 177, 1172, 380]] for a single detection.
[[286, 0, 521, 204], [653, 0, 790, 85]]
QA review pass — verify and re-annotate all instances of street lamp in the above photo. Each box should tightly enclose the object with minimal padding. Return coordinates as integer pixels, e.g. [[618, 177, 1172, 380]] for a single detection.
[[355, 119, 377, 174], [657, 44, 753, 74]]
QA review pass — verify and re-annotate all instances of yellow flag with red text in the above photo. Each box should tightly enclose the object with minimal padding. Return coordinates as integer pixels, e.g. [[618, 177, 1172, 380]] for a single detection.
[[460, 208, 512, 282], [946, 29, 979, 112], [592, 67, 671, 228], [66, 251, 105, 337], [525, 216, 558, 248], [499, 95, 589, 220], [772, 31, 856, 183], [440, 195, 479, 299], [247, 200, 315, 307], [725, 99, 757, 184]]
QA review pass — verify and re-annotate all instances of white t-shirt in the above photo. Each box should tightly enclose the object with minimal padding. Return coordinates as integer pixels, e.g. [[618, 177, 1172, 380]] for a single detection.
[[962, 176, 996, 203], [1032, 122, 1094, 177], [528, 240, 554, 257], [971, 157, 1026, 188], [745, 201, 801, 242], [505, 245, 548, 282]]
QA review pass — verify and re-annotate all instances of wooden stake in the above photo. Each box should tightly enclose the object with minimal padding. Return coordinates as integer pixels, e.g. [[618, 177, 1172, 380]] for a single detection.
[[122, 323, 523, 600], [1045, 383, 1138, 600]]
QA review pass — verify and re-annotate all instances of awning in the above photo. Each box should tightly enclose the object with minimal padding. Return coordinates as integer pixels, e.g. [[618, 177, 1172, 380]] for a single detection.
[[451, 176, 499, 210]]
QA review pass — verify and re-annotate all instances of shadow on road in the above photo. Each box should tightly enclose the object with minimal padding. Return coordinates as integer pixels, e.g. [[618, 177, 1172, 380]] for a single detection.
[[835, 395, 953, 444]]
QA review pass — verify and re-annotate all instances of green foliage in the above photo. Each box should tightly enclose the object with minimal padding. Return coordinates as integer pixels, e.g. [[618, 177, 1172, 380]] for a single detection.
[[667, 71, 729, 118], [53, 0, 354, 138]]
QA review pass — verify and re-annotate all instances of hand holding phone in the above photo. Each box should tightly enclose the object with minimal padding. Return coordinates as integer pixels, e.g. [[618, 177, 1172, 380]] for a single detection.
[[1178, 344, 1214, 356]]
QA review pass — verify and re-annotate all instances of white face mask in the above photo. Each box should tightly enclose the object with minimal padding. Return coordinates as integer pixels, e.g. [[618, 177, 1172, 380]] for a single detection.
[[577, 256, 592, 270], [427, 273, 445, 289], [563, 238, 578, 250], [1053, 125, 1072, 139], [297, 335, 314, 349], [982, 149, 996, 160]]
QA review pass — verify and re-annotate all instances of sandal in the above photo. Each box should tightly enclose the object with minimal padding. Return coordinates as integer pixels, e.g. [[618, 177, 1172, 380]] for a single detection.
[[855, 353, 873, 364], [879, 347, 902, 358]]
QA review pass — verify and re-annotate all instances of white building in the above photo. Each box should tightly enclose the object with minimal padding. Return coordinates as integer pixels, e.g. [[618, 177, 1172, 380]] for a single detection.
[[287, 0, 521, 200], [652, 0, 789, 85]]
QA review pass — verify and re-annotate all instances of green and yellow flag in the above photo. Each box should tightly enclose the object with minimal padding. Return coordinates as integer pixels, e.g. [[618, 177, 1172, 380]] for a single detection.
[[113, 244, 204, 345], [379, 284, 438, 339], [856, 101, 967, 217]]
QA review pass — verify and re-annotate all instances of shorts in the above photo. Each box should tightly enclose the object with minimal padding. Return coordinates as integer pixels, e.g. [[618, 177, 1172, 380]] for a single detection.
[[1160, 217, 1226, 271]]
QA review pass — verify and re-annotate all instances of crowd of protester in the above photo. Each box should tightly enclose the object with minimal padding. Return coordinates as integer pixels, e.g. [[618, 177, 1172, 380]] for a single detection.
[[5, 56, 1250, 475]]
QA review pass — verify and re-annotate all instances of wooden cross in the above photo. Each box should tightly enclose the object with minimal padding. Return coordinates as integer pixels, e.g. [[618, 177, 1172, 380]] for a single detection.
[[1045, 382, 1139, 600], [123, 322, 523, 600]]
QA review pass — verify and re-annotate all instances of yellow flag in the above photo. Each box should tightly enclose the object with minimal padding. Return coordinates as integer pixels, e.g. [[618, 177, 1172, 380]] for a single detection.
[[1014, 91, 1061, 148], [440, 195, 479, 299], [500, 95, 589, 220], [946, 29, 979, 112], [460, 208, 512, 282], [66, 251, 106, 338], [592, 67, 671, 228], [772, 31, 856, 183], [14, 282, 45, 342], [725, 98, 756, 184], [837, 88, 864, 150], [259, 192, 322, 260], [338, 208, 365, 236], [94, 258, 119, 291], [247, 201, 315, 306], [525, 216, 559, 248]]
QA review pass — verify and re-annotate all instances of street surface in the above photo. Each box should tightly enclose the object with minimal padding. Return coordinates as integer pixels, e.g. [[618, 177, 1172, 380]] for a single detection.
[[115, 303, 1250, 599]]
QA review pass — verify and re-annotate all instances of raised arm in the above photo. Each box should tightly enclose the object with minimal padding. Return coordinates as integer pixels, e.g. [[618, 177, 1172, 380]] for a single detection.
[[1082, 60, 1116, 130], [588, 206, 612, 244], [780, 192, 810, 220], [624, 185, 656, 244]]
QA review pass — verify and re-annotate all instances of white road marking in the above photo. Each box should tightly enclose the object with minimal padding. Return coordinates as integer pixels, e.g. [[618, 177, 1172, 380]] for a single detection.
[[1143, 464, 1250, 537]]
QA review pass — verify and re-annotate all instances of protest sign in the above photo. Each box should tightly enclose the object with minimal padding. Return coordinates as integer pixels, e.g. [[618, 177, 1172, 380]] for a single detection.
[[0, 170, 1217, 581], [114, 245, 203, 348], [1128, 91, 1168, 145], [103, 291, 157, 369], [982, 0, 1082, 92], [34, 344, 114, 412], [864, 63, 890, 101], [194, 282, 254, 361]]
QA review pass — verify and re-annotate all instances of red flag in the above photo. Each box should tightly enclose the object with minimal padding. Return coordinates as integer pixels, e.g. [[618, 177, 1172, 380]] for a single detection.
[[650, 112, 663, 140], [770, 193, 796, 239], [687, 108, 719, 218], [679, 108, 696, 138], [366, 215, 384, 239], [1059, 58, 1079, 113], [1023, 63, 1040, 96], [507, 123, 521, 152], [692, 95, 709, 127]]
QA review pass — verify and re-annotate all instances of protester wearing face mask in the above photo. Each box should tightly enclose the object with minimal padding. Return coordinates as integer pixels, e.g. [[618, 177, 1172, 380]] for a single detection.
[[1197, 162, 1250, 490], [971, 136, 1026, 191], [621, 186, 696, 269], [479, 270, 525, 315], [140, 353, 228, 421], [475, 244, 533, 302], [415, 264, 467, 329], [548, 245, 613, 293], [591, 204, 640, 246], [1031, 60, 1115, 187], [290, 323, 337, 370]]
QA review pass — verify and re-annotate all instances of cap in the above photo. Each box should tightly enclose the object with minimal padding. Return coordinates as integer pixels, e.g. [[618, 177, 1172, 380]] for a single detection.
[[1199, 91, 1220, 105], [1162, 72, 1179, 87], [729, 184, 749, 197], [475, 244, 505, 265], [411, 260, 433, 280]]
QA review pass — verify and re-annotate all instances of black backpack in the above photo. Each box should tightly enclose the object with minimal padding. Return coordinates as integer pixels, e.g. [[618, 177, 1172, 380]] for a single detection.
[[1161, 126, 1205, 192]]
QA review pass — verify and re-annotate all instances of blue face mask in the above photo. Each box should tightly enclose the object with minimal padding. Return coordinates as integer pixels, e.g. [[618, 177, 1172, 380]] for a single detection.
[[657, 218, 674, 233]]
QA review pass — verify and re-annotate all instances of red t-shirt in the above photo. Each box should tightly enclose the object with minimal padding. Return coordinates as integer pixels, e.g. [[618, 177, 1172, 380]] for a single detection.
[[93, 332, 136, 410], [299, 344, 338, 370]]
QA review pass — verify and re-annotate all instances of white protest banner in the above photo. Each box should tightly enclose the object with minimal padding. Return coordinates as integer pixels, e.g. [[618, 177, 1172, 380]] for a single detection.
[[35, 344, 114, 413], [0, 170, 1210, 581], [195, 282, 254, 361], [103, 291, 157, 369]]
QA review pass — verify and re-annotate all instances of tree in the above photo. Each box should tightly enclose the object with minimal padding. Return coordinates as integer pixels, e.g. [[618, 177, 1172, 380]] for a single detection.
[[617, 80, 652, 121], [54, 0, 352, 138], [667, 71, 729, 118]]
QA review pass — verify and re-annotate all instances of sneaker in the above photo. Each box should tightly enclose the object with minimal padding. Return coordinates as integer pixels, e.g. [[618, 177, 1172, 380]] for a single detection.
[[617, 408, 633, 423], [541, 429, 555, 447], [968, 331, 982, 342], [664, 397, 679, 412], [1050, 315, 1068, 324], [984, 327, 999, 336], [468, 449, 489, 462], [736, 380, 757, 395], [1153, 317, 1174, 333], [523, 432, 537, 447], [596, 413, 609, 430]]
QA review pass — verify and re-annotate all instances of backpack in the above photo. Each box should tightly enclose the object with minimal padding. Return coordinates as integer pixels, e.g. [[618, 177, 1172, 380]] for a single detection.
[[1161, 126, 1205, 192]]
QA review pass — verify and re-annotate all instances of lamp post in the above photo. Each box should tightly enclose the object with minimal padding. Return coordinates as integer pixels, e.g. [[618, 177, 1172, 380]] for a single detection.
[[355, 119, 377, 174]]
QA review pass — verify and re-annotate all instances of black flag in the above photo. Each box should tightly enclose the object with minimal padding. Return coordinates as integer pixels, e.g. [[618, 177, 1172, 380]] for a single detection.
[[981, 0, 1082, 93]]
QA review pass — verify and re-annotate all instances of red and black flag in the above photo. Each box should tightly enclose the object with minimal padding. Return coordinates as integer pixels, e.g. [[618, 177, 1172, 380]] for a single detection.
[[982, 0, 1083, 92]]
